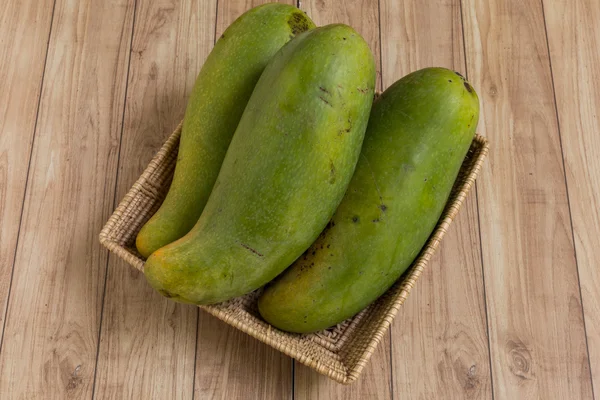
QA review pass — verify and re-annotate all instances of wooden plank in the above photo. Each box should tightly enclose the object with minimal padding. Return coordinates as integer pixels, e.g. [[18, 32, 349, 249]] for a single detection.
[[293, 1, 391, 399], [0, 0, 55, 336], [378, 0, 493, 399], [542, 0, 600, 394], [195, 315, 293, 399], [193, 2, 294, 399], [294, 340, 391, 400], [92, 1, 216, 398], [461, 0, 594, 398], [0, 0, 135, 398]]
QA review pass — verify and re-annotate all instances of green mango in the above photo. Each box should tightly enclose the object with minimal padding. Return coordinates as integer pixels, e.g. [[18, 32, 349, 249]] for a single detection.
[[144, 24, 376, 304], [258, 67, 480, 333], [136, 4, 316, 258]]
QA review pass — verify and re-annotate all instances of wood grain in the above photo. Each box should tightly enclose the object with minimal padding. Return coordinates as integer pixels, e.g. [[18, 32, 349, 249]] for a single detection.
[[543, 0, 600, 394], [294, 338, 391, 400], [0, 0, 55, 337], [195, 315, 293, 399], [0, 0, 135, 398], [293, 1, 391, 399], [461, 0, 594, 398], [379, 0, 493, 398], [193, 2, 294, 399], [92, 1, 216, 398], [3, 0, 600, 397]]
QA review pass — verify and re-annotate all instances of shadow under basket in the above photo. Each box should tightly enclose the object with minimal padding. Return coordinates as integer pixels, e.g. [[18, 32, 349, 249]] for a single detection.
[[99, 121, 489, 384]]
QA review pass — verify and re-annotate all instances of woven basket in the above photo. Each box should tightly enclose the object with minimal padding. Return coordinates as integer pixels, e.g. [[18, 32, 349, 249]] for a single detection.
[[99, 119, 488, 384]]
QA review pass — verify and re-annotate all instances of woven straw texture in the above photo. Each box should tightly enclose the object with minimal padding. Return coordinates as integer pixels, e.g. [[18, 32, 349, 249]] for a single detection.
[[99, 120, 488, 384]]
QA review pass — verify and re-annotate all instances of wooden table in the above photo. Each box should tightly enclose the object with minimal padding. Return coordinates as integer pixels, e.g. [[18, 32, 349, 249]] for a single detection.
[[1, 0, 598, 398]]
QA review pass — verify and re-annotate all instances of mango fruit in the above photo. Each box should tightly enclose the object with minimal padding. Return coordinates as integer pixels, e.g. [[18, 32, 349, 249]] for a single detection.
[[258, 67, 480, 333], [135, 4, 316, 258], [143, 24, 376, 304]]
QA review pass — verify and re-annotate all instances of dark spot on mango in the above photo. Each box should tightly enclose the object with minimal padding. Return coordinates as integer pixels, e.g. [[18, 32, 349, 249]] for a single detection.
[[379, 204, 387, 212], [328, 266, 332, 270], [319, 86, 330, 94], [329, 161, 336, 184], [288, 12, 311, 36], [319, 96, 332, 106], [159, 289, 174, 298], [352, 216, 359, 223], [372, 218, 380, 223], [327, 244, 330, 248], [346, 117, 353, 132], [424, 178, 428, 182], [312, 251, 316, 255], [448, 79, 452, 83], [455, 71, 465, 79], [464, 81, 474, 93], [240, 243, 263, 257], [221, 33, 225, 39], [343, 37, 347, 40]]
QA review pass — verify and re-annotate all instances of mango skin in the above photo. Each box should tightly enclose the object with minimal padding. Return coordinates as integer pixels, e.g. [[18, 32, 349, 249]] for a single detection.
[[143, 24, 376, 305], [258, 67, 480, 333], [135, 4, 316, 258]]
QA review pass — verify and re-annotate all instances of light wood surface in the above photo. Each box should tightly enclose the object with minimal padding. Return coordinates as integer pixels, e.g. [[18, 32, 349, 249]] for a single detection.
[[379, 0, 493, 398], [0, 0, 135, 398], [461, 0, 594, 398], [0, 0, 598, 398], [543, 0, 600, 395], [0, 0, 55, 340]]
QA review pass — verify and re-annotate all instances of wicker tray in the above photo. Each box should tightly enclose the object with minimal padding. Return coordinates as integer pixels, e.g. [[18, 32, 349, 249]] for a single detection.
[[99, 121, 488, 384]]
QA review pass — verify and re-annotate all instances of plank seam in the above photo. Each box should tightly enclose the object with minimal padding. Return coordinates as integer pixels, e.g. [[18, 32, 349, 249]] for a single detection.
[[458, 1, 496, 399], [0, 0, 58, 357], [90, 0, 138, 398], [539, 1, 596, 397], [192, 308, 199, 400]]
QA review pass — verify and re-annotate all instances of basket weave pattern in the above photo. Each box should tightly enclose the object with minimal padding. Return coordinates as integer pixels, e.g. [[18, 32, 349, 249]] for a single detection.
[[99, 122, 488, 384]]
